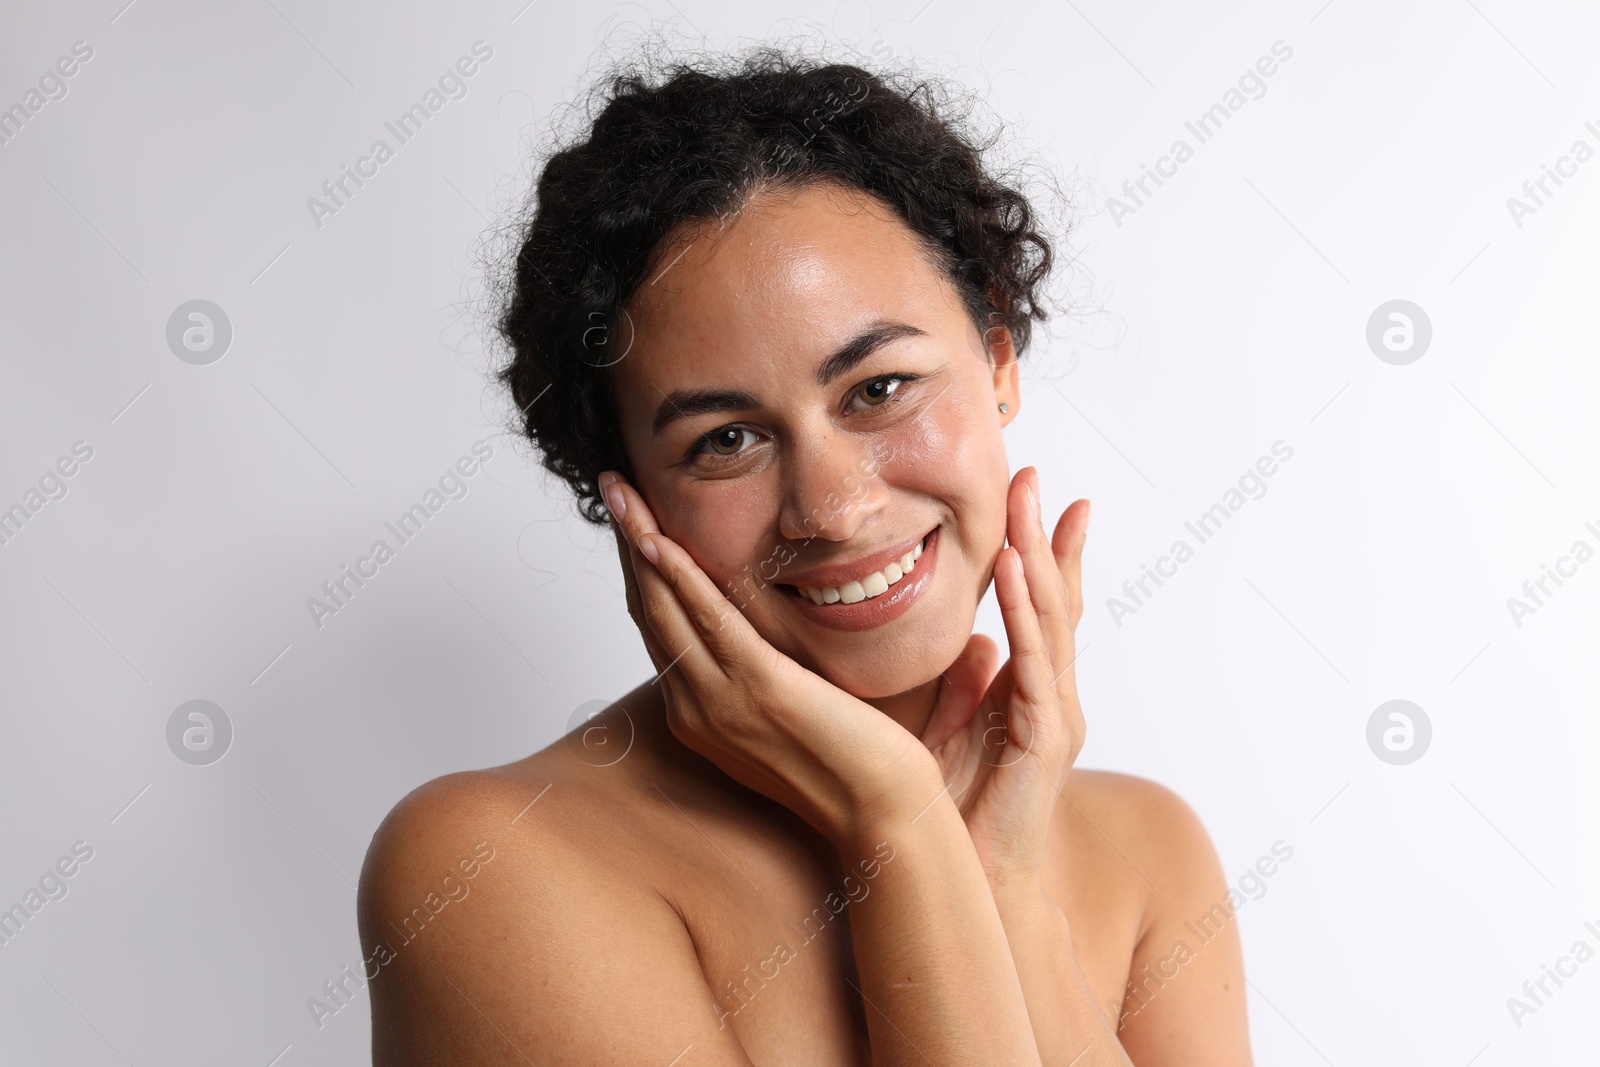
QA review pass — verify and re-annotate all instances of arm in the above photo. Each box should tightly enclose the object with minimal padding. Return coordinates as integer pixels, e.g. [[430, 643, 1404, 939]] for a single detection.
[[920, 470, 1122, 1065], [923, 475, 1248, 1063], [835, 792, 1045, 1066], [359, 769, 1048, 1066], [603, 472, 1046, 1065], [989, 776, 1253, 1067], [993, 885, 1134, 1066]]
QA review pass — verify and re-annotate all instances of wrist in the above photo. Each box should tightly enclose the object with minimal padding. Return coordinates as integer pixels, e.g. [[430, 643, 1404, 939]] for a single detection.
[[976, 818, 1060, 913], [992, 877, 1068, 930], [829, 751, 950, 848]]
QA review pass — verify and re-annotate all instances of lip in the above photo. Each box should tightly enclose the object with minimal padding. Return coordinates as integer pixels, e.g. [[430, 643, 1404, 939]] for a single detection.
[[779, 526, 940, 632], [777, 528, 931, 589]]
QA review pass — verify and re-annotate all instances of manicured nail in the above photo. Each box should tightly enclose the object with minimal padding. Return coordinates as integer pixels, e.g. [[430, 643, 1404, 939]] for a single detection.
[[603, 482, 626, 523], [637, 533, 660, 565], [1024, 482, 1038, 522]]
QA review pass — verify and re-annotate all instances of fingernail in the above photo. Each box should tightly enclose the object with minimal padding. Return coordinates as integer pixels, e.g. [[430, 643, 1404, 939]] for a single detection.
[[1024, 482, 1039, 522], [637, 533, 660, 565], [603, 482, 626, 523]]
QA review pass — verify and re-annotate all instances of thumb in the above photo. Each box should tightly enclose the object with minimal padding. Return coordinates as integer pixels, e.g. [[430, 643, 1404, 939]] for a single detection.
[[922, 633, 1002, 749]]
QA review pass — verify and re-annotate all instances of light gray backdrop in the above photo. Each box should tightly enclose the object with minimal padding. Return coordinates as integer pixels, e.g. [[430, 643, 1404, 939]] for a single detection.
[[1, 0, 1597, 1063]]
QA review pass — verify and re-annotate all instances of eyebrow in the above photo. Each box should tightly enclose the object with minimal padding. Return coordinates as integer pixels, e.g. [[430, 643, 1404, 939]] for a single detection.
[[651, 320, 927, 436]]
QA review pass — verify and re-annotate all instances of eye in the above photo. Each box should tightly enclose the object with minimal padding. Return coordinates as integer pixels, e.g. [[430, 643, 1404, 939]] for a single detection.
[[682, 374, 920, 469], [691, 425, 759, 461], [849, 375, 915, 411]]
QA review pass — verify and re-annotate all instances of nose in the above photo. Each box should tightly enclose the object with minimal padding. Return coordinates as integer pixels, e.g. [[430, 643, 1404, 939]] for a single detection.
[[776, 430, 887, 543]]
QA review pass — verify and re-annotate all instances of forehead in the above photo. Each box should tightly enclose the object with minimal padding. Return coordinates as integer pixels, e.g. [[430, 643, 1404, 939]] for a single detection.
[[614, 183, 958, 393]]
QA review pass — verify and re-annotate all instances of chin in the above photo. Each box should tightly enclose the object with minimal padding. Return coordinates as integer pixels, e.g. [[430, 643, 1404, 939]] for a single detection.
[[798, 613, 974, 701], [817, 663, 936, 701]]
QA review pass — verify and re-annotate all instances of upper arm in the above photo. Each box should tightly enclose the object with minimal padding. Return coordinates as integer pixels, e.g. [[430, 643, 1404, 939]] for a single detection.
[[1107, 778, 1253, 1066], [356, 773, 756, 1067]]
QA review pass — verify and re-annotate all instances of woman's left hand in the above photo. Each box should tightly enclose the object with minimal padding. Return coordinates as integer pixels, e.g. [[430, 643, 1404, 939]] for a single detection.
[[919, 466, 1090, 902]]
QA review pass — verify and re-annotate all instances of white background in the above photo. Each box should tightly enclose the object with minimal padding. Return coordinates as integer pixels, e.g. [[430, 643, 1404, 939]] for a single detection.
[[1, 0, 1597, 1063]]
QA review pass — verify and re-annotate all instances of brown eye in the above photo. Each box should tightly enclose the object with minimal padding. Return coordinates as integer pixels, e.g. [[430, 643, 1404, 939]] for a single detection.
[[707, 428, 740, 454], [854, 376, 904, 408], [703, 427, 751, 456]]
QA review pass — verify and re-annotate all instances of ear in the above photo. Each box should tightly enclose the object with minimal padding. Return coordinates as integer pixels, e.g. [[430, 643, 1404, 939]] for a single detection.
[[985, 317, 1021, 426]]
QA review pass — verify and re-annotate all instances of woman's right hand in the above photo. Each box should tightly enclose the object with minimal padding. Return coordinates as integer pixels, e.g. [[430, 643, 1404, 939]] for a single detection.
[[598, 470, 944, 847]]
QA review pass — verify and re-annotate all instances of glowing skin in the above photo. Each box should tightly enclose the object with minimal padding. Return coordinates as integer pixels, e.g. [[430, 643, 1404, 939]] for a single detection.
[[358, 175, 1251, 1067], [610, 181, 1021, 728]]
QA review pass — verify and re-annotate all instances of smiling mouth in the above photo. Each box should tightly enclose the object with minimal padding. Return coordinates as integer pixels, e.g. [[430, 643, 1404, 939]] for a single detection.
[[778, 530, 934, 606]]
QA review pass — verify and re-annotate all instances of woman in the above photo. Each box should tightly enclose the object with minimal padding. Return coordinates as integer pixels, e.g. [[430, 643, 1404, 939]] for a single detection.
[[357, 46, 1252, 1065]]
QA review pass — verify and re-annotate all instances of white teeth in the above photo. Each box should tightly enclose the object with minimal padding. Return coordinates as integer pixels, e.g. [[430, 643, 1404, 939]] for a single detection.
[[800, 534, 930, 606]]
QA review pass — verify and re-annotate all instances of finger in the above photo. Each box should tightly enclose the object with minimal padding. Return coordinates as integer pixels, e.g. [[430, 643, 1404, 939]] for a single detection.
[[602, 473, 673, 670], [1047, 498, 1090, 764], [1050, 496, 1090, 632], [606, 476, 775, 678], [1009, 469, 1076, 702], [601, 472, 716, 681], [993, 545, 1061, 763], [636, 527, 777, 677], [921, 633, 1001, 749], [616, 531, 676, 675], [605, 487, 654, 641]]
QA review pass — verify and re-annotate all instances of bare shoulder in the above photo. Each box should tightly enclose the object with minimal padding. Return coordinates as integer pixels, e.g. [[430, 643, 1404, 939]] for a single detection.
[[1058, 770, 1252, 1065], [354, 761, 580, 1001], [356, 754, 757, 1066], [1058, 769, 1223, 894], [357, 723, 648, 913], [357, 764, 554, 915]]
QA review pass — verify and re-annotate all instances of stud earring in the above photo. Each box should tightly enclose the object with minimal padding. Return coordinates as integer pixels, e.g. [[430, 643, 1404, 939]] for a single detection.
[[998, 402, 1009, 414]]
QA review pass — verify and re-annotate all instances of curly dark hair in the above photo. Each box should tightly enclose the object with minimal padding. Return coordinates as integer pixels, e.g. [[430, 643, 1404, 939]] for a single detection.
[[492, 44, 1059, 526]]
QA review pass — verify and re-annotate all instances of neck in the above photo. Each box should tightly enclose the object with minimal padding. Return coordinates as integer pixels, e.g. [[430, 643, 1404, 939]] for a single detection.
[[864, 675, 943, 742], [632, 673, 945, 798]]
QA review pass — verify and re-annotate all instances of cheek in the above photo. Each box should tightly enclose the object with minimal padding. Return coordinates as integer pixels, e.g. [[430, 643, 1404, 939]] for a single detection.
[[882, 387, 1008, 505], [655, 486, 772, 592]]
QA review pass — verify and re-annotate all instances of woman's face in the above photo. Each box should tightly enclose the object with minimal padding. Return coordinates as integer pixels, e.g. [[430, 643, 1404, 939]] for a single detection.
[[610, 182, 1021, 698]]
